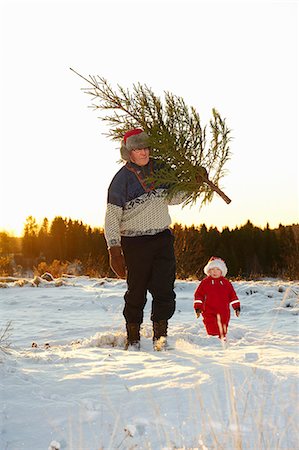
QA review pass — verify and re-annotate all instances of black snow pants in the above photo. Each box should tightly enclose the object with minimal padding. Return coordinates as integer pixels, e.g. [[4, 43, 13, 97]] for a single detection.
[[121, 229, 176, 324]]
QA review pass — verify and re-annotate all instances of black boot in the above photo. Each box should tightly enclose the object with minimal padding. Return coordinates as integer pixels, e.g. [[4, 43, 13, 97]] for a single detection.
[[125, 323, 141, 350], [153, 320, 168, 350]]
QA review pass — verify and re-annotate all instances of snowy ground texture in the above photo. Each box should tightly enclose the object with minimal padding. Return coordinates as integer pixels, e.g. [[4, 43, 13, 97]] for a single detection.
[[1, 275, 299, 450]]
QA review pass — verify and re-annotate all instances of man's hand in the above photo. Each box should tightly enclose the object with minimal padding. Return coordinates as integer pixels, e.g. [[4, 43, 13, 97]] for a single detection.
[[195, 309, 201, 318], [108, 246, 126, 278], [235, 308, 240, 317]]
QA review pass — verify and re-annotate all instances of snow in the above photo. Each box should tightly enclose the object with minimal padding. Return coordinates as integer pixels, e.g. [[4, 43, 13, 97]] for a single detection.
[[1, 276, 298, 449]]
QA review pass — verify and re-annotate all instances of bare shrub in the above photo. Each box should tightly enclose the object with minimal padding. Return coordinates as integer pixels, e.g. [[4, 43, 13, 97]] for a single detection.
[[0, 320, 12, 356], [34, 260, 69, 278], [0, 256, 14, 276]]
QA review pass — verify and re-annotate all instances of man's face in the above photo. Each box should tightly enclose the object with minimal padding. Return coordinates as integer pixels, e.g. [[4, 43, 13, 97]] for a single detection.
[[129, 148, 150, 166]]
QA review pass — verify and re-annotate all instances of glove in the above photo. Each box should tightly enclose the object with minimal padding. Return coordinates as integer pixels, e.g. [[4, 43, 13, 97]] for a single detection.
[[195, 166, 208, 184], [195, 309, 201, 318], [108, 246, 126, 278], [235, 307, 240, 317]]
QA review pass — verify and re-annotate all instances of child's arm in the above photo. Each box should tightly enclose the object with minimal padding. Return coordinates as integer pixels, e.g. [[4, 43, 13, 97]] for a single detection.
[[227, 281, 240, 316], [194, 282, 205, 317]]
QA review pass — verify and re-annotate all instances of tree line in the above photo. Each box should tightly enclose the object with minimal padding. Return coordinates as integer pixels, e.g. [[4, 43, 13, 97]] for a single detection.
[[0, 216, 298, 279]]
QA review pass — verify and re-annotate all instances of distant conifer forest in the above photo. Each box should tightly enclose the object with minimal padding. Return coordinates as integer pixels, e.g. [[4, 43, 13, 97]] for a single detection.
[[0, 216, 298, 280]]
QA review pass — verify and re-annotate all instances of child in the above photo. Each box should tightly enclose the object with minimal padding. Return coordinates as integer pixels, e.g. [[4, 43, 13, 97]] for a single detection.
[[194, 256, 240, 339]]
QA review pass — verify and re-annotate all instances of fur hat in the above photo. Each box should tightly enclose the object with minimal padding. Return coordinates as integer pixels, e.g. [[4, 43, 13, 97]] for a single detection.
[[204, 256, 228, 277], [120, 129, 150, 161]]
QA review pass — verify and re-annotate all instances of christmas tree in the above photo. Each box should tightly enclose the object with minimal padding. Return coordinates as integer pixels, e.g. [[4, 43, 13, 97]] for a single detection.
[[71, 68, 232, 206]]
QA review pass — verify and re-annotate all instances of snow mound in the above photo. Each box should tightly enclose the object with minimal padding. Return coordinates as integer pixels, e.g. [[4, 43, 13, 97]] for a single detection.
[[81, 331, 126, 348]]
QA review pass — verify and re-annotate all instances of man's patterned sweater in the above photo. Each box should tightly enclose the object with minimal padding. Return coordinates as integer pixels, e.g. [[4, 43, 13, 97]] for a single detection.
[[104, 160, 186, 248]]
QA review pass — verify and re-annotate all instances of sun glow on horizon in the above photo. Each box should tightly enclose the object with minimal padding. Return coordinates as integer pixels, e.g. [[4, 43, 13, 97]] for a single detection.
[[1, 208, 298, 238]]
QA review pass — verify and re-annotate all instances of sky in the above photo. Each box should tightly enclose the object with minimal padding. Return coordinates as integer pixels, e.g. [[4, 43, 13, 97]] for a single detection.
[[0, 0, 298, 236]]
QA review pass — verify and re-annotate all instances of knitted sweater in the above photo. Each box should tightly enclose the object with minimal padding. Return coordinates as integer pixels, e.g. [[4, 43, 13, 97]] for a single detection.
[[104, 160, 186, 248]]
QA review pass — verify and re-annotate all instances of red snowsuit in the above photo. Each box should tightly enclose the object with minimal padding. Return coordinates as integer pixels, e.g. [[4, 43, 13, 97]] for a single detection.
[[194, 276, 240, 338]]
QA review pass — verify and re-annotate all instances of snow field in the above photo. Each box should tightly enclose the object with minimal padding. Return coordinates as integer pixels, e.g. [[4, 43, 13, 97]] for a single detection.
[[0, 277, 298, 449]]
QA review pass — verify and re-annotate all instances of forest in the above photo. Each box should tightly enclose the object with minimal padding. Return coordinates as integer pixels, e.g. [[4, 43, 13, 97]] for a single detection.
[[0, 216, 298, 280]]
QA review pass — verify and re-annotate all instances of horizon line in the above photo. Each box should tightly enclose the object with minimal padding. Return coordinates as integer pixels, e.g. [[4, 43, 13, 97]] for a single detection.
[[1, 219, 298, 238]]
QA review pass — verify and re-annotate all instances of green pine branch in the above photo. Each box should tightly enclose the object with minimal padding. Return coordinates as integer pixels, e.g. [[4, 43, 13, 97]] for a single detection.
[[70, 68, 232, 206]]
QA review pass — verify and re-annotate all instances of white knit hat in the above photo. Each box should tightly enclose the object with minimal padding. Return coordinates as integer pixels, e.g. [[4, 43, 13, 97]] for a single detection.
[[204, 256, 227, 277]]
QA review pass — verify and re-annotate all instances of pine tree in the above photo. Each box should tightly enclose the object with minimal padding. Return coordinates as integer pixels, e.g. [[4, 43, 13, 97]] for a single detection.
[[71, 69, 232, 207], [22, 216, 39, 258], [50, 217, 67, 261], [37, 218, 50, 260]]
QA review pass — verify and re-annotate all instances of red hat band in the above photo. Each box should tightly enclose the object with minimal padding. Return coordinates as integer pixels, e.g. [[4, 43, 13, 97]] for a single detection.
[[123, 129, 144, 143]]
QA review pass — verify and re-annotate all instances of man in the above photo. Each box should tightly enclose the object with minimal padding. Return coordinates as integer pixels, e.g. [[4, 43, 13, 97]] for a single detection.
[[104, 128, 187, 350]]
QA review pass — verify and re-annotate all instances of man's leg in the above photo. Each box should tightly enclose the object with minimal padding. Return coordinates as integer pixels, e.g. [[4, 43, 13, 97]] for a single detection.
[[148, 231, 176, 348], [121, 236, 154, 324], [149, 230, 176, 323]]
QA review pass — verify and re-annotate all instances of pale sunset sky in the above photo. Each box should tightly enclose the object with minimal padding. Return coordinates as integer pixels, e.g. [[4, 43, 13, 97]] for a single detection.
[[0, 0, 298, 236]]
